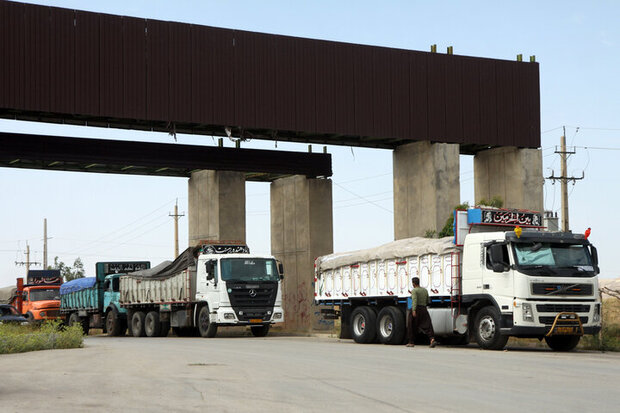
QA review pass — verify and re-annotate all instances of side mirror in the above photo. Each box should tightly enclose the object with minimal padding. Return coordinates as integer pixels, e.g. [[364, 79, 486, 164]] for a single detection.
[[277, 261, 284, 280], [205, 261, 215, 281], [489, 244, 508, 273], [492, 262, 505, 273], [590, 246, 600, 275]]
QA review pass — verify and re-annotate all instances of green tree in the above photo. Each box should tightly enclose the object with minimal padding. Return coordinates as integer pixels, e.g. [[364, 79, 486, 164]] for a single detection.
[[51, 256, 85, 282]]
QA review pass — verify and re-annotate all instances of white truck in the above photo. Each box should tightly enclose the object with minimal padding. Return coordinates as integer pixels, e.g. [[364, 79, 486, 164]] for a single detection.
[[119, 242, 284, 338], [315, 208, 601, 351]]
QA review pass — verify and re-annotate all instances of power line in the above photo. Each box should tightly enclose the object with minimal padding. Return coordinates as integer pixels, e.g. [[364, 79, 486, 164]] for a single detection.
[[333, 182, 392, 213], [575, 146, 620, 151], [68, 198, 177, 253]]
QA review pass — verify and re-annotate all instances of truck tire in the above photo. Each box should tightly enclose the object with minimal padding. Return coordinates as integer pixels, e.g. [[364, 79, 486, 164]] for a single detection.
[[251, 324, 270, 337], [69, 312, 89, 335], [25, 312, 35, 324], [474, 306, 509, 350], [106, 311, 123, 336], [198, 306, 218, 338], [376, 306, 405, 345], [350, 306, 377, 344], [544, 335, 580, 351], [144, 311, 161, 337], [131, 311, 146, 337]]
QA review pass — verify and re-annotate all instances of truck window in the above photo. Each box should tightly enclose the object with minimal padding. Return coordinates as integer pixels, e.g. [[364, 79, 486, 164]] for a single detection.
[[220, 258, 280, 282], [486, 245, 509, 270], [513, 243, 592, 268], [112, 277, 120, 292], [29, 289, 60, 301]]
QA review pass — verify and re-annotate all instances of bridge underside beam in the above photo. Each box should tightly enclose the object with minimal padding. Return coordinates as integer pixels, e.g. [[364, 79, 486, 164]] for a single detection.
[[0, 132, 332, 182]]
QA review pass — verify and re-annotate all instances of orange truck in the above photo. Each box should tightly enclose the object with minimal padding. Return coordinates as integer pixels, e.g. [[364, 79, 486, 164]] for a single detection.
[[0, 270, 63, 322]]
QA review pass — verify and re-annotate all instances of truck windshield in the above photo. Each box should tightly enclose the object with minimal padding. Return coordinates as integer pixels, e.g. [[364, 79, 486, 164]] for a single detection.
[[220, 258, 280, 282], [29, 289, 60, 301], [512, 243, 595, 277]]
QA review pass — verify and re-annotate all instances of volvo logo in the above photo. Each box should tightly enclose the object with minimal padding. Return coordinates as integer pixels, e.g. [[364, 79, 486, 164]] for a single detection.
[[248, 289, 257, 298]]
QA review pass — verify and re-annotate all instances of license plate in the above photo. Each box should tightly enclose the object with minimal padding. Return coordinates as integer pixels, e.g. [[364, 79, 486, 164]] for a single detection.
[[159, 304, 171, 312], [555, 326, 577, 335], [250, 319, 263, 323]]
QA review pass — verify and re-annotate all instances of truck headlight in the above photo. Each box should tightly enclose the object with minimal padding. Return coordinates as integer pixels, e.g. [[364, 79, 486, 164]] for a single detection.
[[224, 313, 235, 320], [593, 304, 601, 322], [522, 303, 533, 322], [39, 311, 46, 317], [273, 312, 282, 320]]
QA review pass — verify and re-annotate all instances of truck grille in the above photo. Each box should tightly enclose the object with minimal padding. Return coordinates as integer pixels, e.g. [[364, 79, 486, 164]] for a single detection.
[[43, 309, 60, 318], [228, 282, 277, 308], [539, 316, 588, 325], [536, 304, 590, 313], [531, 283, 593, 296]]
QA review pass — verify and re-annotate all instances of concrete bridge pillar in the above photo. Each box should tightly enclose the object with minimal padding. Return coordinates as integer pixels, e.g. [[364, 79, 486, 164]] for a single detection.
[[393, 141, 460, 239], [270, 175, 333, 332], [474, 147, 543, 212], [188, 170, 246, 246]]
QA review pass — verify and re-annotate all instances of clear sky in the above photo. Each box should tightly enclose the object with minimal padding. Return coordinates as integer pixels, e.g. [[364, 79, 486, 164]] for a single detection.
[[1, 0, 619, 287]]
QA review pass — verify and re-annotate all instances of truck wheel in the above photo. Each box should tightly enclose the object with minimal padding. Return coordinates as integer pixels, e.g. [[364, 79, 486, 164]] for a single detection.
[[25, 312, 35, 324], [106, 311, 123, 336], [144, 311, 161, 337], [376, 306, 405, 345], [69, 312, 88, 335], [131, 311, 146, 337], [350, 306, 377, 344], [198, 306, 218, 338], [251, 324, 270, 337], [474, 306, 508, 350], [545, 335, 580, 351]]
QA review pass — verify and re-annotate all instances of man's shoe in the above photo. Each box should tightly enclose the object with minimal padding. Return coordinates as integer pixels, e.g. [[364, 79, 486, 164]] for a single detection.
[[406, 343, 415, 348], [429, 338, 436, 348]]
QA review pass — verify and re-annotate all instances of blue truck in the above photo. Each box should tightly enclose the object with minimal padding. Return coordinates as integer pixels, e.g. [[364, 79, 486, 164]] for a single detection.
[[60, 261, 150, 335]]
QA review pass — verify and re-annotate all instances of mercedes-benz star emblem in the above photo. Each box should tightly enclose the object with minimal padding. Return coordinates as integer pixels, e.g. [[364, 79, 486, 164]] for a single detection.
[[249, 289, 257, 298]]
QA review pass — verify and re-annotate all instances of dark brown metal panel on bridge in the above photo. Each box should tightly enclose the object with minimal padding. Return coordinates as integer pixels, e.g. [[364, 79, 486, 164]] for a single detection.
[[0, 2, 541, 154], [0, 132, 332, 181]]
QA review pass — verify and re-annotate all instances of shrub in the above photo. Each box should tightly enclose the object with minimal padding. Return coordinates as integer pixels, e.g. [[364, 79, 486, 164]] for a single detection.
[[0, 320, 83, 354]]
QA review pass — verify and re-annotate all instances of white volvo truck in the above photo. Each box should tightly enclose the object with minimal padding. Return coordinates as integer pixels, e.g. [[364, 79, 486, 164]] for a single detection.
[[120, 242, 284, 338], [315, 208, 601, 351]]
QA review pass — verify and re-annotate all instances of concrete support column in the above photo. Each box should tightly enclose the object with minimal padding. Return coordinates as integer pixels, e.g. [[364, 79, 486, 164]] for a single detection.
[[188, 170, 246, 246], [393, 141, 460, 239], [270, 176, 333, 332], [474, 147, 543, 212]]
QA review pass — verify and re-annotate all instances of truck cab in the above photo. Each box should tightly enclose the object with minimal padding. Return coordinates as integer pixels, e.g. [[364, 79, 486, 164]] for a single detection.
[[20, 285, 62, 322], [103, 274, 126, 316], [462, 230, 601, 350], [197, 253, 284, 336]]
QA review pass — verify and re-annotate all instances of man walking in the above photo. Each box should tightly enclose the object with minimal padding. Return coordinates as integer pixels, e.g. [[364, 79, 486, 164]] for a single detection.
[[406, 277, 436, 348]]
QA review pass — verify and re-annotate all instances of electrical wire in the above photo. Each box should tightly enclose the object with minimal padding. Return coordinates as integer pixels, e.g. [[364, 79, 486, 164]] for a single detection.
[[333, 182, 392, 213]]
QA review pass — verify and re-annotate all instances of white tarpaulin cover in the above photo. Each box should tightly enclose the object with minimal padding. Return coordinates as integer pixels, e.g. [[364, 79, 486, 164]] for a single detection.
[[316, 237, 458, 271]]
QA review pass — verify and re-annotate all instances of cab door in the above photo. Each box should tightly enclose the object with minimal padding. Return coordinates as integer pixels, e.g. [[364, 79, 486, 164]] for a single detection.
[[203, 259, 221, 310], [482, 243, 514, 310]]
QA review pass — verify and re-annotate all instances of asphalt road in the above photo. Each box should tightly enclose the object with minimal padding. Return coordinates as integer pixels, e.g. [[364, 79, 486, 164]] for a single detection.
[[2, 335, 619, 412]]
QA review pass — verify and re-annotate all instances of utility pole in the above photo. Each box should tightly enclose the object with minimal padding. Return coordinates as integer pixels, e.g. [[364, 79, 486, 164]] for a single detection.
[[546, 126, 584, 232], [169, 200, 185, 258], [15, 243, 41, 270], [43, 218, 48, 269]]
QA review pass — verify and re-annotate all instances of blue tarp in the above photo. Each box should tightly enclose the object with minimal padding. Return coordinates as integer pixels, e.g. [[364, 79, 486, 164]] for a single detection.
[[59, 277, 97, 295]]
